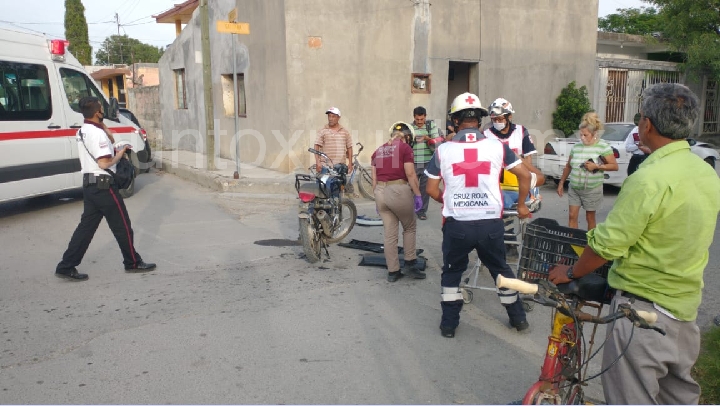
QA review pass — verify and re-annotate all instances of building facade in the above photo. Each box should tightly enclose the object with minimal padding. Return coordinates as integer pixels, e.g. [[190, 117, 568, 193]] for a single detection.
[[157, 0, 599, 173]]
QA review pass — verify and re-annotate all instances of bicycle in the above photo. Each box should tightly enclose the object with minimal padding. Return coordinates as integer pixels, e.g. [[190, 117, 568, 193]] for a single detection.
[[495, 218, 665, 405], [309, 142, 375, 200]]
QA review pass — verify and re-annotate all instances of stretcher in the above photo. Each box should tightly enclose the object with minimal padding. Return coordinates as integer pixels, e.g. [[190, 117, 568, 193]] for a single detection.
[[460, 189, 541, 310]]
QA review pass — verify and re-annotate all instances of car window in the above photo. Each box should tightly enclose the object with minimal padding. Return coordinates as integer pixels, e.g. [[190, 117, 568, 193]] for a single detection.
[[0, 61, 52, 121], [59, 68, 108, 115], [601, 124, 634, 142]]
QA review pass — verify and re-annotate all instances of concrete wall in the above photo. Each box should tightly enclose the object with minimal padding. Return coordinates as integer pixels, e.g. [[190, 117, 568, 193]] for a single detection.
[[476, 0, 599, 149], [158, 0, 600, 172], [130, 63, 160, 87], [126, 85, 162, 148], [158, 4, 208, 155]]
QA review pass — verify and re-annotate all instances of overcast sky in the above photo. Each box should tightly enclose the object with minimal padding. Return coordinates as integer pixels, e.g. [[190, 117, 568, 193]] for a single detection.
[[0, 0, 650, 55]]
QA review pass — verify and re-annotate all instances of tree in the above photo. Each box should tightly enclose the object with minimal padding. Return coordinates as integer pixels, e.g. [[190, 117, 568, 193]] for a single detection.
[[64, 0, 92, 65], [552, 81, 592, 138], [598, 6, 663, 35], [646, 0, 720, 80], [95, 35, 164, 65]]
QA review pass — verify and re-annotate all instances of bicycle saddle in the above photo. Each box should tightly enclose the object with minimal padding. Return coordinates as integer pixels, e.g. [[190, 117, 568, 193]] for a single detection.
[[556, 273, 613, 304]]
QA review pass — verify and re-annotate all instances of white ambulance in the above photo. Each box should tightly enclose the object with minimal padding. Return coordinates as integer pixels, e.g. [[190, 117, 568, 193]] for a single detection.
[[0, 27, 147, 203]]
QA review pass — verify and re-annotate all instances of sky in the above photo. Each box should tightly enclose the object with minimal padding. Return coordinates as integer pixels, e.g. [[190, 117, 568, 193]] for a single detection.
[[0, 0, 179, 52], [0, 0, 649, 61]]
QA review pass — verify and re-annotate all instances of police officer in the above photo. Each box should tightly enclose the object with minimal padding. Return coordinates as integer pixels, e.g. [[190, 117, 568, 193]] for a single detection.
[[425, 93, 532, 338], [55, 96, 155, 281]]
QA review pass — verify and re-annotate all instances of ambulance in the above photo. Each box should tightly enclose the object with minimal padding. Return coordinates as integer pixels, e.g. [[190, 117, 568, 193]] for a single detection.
[[0, 27, 147, 203]]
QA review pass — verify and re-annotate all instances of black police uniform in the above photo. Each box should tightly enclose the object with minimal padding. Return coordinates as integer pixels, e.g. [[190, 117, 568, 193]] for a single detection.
[[56, 120, 146, 277]]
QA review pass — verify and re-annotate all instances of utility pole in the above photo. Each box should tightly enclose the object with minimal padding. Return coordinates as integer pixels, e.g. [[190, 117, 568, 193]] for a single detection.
[[200, 0, 215, 170], [115, 13, 120, 35]]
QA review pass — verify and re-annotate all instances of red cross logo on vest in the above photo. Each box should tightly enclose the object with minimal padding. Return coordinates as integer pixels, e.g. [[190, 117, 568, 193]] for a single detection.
[[452, 149, 491, 187], [466, 133, 476, 141], [465, 95, 476, 104]]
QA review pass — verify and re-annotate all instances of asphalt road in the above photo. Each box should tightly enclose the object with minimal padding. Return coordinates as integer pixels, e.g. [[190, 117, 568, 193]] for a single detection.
[[0, 171, 718, 404]]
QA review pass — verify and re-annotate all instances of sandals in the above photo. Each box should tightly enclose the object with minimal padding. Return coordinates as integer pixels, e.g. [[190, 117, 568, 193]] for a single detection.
[[418, 214, 427, 220]]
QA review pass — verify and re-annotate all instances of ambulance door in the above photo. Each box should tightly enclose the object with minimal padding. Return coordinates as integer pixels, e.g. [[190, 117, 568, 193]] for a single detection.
[[0, 60, 75, 203]]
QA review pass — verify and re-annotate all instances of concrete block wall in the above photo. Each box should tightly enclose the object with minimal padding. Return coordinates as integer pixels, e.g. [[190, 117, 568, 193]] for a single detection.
[[127, 85, 163, 149]]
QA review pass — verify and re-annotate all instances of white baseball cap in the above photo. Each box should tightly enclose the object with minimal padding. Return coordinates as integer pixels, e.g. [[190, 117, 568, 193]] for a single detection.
[[325, 107, 341, 117]]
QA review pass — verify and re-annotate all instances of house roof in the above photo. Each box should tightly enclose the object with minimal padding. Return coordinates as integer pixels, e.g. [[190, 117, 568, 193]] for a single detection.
[[90, 68, 131, 80], [153, 0, 199, 24]]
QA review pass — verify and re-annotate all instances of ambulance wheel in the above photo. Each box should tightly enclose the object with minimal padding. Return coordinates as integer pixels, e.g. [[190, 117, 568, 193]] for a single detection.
[[119, 176, 135, 198], [119, 152, 136, 198]]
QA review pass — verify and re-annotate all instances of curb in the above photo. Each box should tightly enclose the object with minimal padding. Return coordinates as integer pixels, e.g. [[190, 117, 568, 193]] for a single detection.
[[160, 158, 296, 195]]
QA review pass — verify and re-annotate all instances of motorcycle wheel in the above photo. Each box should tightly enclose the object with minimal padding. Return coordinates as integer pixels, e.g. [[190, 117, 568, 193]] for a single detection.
[[356, 166, 375, 201], [325, 198, 357, 244], [299, 218, 321, 263]]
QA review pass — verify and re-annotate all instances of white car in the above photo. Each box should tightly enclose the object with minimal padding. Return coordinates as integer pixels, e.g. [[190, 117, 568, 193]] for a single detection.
[[538, 122, 719, 187]]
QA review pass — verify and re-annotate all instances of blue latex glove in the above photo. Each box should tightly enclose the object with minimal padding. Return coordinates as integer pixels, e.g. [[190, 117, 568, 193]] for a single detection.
[[413, 195, 423, 213]]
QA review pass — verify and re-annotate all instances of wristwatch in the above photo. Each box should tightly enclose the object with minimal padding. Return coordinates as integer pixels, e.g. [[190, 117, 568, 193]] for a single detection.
[[566, 266, 575, 280]]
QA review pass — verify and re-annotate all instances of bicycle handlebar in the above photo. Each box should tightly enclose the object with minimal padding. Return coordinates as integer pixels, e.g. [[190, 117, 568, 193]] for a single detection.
[[496, 275, 663, 333]]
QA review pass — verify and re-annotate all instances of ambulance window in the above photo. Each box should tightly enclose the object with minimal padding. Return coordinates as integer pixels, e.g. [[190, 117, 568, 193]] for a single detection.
[[59, 68, 108, 114], [0, 61, 52, 121]]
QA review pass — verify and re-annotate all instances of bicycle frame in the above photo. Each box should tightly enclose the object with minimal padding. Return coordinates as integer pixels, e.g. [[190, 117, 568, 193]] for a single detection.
[[522, 299, 604, 405]]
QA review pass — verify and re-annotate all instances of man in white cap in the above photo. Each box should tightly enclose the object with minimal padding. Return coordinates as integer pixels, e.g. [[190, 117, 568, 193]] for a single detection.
[[314, 107, 353, 176]]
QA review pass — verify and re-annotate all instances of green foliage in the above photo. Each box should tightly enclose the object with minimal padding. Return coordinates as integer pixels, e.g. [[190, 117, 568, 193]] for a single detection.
[[552, 81, 592, 138], [598, 7, 663, 35], [63, 0, 92, 65], [646, 0, 720, 81], [693, 326, 720, 404], [95, 35, 164, 65]]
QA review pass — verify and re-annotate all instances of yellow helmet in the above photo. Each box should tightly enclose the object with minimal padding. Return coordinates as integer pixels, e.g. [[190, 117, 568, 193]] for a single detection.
[[388, 121, 415, 146]]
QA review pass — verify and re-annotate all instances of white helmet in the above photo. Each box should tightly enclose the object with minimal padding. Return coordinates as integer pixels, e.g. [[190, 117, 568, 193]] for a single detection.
[[489, 97, 515, 117], [449, 92, 488, 121]]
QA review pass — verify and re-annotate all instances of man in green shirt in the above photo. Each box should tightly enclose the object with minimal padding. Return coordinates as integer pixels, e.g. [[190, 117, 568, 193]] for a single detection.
[[411, 106, 444, 220], [549, 83, 720, 405]]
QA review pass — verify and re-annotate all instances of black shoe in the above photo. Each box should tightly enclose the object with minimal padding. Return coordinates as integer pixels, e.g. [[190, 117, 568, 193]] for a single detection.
[[511, 319, 530, 332], [124, 262, 156, 273], [55, 269, 89, 281], [440, 325, 456, 338], [402, 260, 426, 279], [387, 271, 405, 282]]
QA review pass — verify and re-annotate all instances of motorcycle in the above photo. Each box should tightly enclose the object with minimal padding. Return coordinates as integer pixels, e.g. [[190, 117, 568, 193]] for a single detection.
[[295, 148, 357, 263]]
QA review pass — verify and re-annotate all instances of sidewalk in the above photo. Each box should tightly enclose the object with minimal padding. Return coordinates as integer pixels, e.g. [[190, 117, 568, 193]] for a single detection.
[[156, 149, 297, 195]]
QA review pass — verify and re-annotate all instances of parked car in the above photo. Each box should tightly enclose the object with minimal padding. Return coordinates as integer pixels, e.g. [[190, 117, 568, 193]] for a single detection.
[[119, 108, 153, 172], [538, 122, 719, 187]]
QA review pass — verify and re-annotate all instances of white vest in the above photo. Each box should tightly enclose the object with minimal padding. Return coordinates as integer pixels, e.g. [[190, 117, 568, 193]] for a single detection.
[[483, 125, 524, 156], [484, 125, 525, 190], [436, 139, 505, 220]]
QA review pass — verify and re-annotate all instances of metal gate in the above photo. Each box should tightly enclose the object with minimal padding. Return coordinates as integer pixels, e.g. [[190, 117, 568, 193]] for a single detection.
[[702, 79, 719, 134], [597, 68, 680, 123]]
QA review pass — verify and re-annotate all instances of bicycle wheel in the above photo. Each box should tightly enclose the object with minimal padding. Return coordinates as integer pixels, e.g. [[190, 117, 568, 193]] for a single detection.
[[325, 198, 357, 243], [356, 165, 375, 200]]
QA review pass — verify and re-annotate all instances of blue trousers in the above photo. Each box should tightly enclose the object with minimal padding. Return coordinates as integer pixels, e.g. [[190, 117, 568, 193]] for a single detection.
[[440, 218, 526, 329]]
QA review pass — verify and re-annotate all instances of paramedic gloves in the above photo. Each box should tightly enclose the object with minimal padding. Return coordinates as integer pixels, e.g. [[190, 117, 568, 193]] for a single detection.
[[414, 195, 423, 213]]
